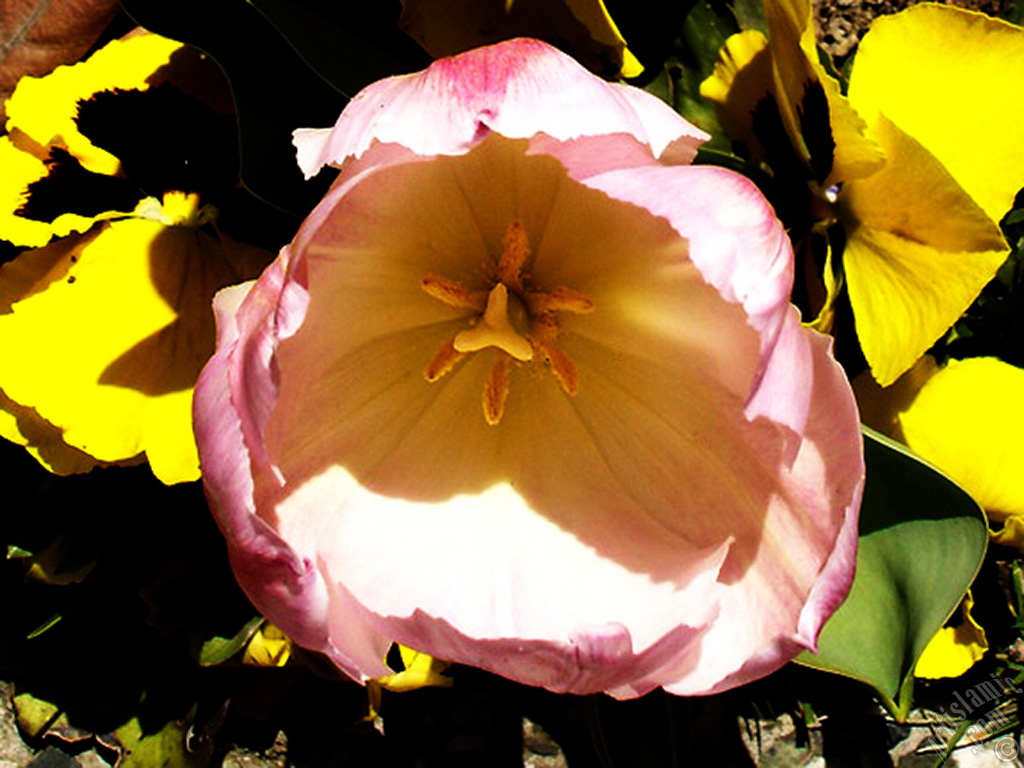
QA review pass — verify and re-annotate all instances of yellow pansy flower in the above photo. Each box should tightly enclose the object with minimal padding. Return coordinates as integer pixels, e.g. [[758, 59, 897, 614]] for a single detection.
[[374, 646, 453, 693], [0, 34, 183, 247], [914, 591, 988, 680], [856, 356, 1023, 677], [702, 1, 1024, 385], [242, 623, 293, 667], [0, 33, 272, 483]]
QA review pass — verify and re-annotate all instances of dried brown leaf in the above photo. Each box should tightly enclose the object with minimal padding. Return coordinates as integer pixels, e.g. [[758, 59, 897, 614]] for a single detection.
[[0, 0, 120, 125]]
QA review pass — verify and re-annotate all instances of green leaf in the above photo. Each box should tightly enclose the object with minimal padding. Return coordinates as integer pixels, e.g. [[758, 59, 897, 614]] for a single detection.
[[796, 427, 988, 721], [644, 0, 737, 152], [13, 692, 61, 737], [15, 693, 206, 767], [730, 0, 766, 33], [113, 707, 207, 768], [198, 615, 264, 666]]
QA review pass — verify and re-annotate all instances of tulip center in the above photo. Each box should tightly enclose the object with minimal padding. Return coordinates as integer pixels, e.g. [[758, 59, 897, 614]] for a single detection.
[[421, 221, 594, 425]]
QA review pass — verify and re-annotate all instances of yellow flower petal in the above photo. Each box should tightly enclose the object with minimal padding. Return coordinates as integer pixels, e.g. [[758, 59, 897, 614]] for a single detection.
[[564, 0, 643, 77], [0, 195, 270, 484], [914, 591, 988, 679], [848, 4, 1024, 223], [398, 0, 640, 78], [898, 357, 1024, 523], [0, 136, 142, 247], [702, 0, 882, 185], [763, 0, 883, 184], [5, 34, 183, 177], [841, 116, 1007, 386], [851, 355, 939, 442], [375, 645, 453, 693], [242, 623, 293, 667], [0, 138, 54, 247], [992, 515, 1024, 550], [0, 386, 120, 475], [699, 30, 773, 158]]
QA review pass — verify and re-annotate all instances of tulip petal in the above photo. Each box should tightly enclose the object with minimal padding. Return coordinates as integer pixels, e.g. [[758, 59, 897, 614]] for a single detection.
[[579, 163, 812, 435], [898, 357, 1024, 526], [199, 42, 863, 698], [292, 38, 705, 180], [0, 198, 270, 483], [239, 136, 862, 694], [848, 4, 1024, 223], [841, 116, 1008, 386], [195, 274, 393, 680]]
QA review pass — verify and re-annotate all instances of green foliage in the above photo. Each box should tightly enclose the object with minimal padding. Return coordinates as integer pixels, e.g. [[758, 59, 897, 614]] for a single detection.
[[797, 429, 988, 721], [643, 0, 738, 153], [198, 616, 264, 667]]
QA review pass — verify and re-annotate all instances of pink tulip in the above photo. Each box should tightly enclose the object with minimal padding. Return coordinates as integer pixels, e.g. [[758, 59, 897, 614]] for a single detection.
[[193, 38, 863, 697]]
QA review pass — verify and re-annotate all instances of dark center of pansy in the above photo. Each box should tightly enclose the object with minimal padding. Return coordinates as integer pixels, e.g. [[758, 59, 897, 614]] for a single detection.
[[421, 221, 594, 425]]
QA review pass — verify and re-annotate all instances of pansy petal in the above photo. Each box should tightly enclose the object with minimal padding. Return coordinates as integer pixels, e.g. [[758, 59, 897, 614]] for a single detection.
[[5, 34, 183, 176], [15, 37, 174, 150], [292, 38, 705, 180], [701, 0, 882, 185], [841, 116, 1007, 386], [914, 591, 988, 679], [0, 138, 60, 247], [374, 645, 453, 692], [699, 31, 774, 160], [898, 357, 1024, 525], [399, 0, 642, 78], [993, 516, 1024, 551], [0, 388, 110, 475], [848, 4, 1024, 222], [0, 197, 270, 483]]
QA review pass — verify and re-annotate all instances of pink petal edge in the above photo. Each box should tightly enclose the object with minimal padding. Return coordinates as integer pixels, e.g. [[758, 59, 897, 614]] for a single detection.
[[292, 38, 707, 180]]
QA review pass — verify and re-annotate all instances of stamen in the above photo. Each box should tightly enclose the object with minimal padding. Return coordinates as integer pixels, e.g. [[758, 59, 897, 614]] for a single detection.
[[497, 221, 529, 291], [529, 314, 580, 396], [454, 284, 533, 361], [536, 339, 579, 396], [421, 274, 487, 311], [483, 352, 511, 425], [424, 338, 465, 382], [420, 221, 591, 422], [526, 286, 595, 315]]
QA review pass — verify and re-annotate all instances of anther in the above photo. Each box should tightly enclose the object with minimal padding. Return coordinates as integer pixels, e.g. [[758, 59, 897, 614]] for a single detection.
[[526, 286, 595, 315], [483, 352, 511, 425], [421, 274, 487, 311], [497, 221, 529, 292], [424, 338, 465, 382]]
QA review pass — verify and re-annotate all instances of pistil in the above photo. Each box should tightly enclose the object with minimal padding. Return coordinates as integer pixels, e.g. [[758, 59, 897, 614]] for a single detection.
[[454, 284, 533, 361]]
